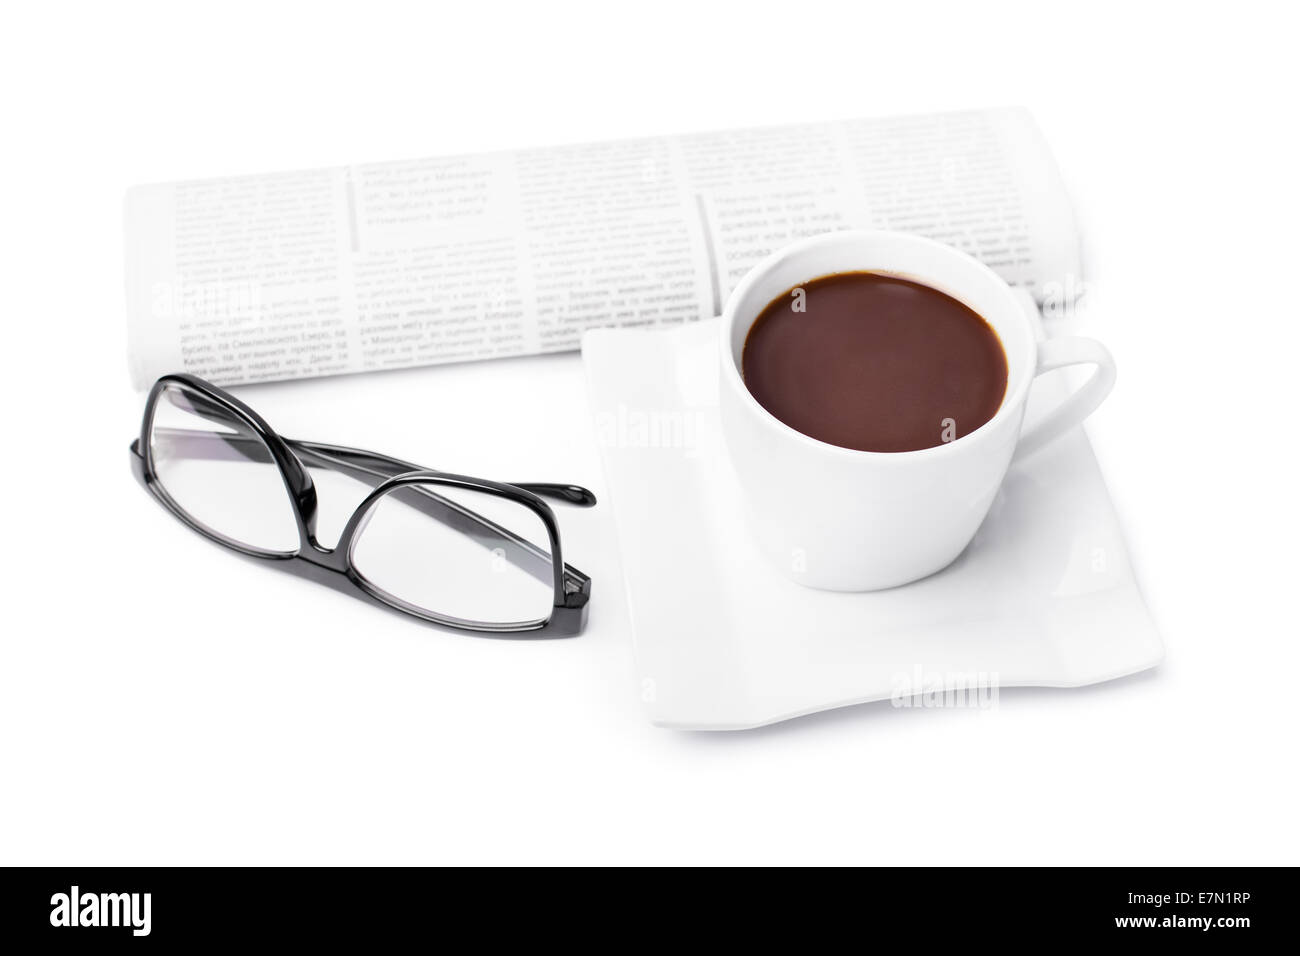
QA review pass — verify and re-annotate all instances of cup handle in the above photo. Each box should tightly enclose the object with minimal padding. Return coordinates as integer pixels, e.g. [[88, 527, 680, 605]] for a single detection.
[[1013, 336, 1116, 462]]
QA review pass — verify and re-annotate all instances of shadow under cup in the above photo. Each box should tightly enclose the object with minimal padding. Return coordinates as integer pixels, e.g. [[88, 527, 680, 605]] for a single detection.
[[718, 230, 1040, 592]]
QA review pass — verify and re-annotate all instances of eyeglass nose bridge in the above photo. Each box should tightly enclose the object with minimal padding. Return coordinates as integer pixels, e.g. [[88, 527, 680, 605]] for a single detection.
[[296, 534, 347, 568]]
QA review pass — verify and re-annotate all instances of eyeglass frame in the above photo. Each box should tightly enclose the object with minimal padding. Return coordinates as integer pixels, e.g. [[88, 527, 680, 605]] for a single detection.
[[129, 373, 593, 637]]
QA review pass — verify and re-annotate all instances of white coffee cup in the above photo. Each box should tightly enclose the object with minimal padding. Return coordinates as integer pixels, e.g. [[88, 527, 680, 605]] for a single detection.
[[719, 229, 1116, 591]]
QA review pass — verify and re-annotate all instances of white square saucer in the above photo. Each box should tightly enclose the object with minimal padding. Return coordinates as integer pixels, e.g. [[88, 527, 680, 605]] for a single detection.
[[582, 294, 1162, 730]]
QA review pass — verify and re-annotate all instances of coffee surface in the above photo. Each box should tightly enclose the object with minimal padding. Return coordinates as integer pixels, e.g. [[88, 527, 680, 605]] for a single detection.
[[742, 272, 1008, 452]]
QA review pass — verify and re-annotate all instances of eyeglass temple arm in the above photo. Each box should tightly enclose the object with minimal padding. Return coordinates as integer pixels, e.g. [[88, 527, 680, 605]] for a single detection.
[[287, 439, 596, 507], [147, 427, 595, 507]]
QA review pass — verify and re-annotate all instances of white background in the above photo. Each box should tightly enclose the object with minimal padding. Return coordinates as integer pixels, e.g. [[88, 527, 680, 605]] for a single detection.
[[2, 1, 1297, 865]]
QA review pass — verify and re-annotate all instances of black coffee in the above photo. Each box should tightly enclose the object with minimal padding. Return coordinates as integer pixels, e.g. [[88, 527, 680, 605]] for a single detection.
[[742, 272, 1008, 453]]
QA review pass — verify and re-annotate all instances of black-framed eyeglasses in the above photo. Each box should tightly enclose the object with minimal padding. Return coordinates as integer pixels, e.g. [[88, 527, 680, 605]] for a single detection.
[[129, 373, 594, 636]]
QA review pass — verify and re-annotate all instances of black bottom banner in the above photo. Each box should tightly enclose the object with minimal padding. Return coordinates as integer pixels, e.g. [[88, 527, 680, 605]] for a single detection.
[[0, 866, 1284, 945]]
